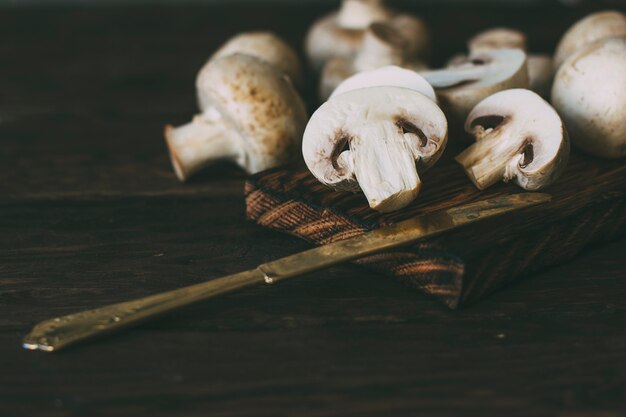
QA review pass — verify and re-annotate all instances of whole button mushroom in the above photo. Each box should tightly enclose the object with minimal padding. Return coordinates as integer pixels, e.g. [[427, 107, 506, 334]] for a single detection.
[[210, 31, 302, 87], [165, 54, 307, 181], [319, 23, 428, 100], [456, 89, 569, 191], [553, 10, 626, 70], [551, 37, 626, 158], [305, 0, 428, 71], [420, 48, 528, 124], [303, 67, 447, 212]]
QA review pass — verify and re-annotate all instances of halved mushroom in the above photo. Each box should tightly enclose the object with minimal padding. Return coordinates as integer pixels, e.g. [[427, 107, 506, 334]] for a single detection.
[[420, 48, 528, 123], [551, 37, 626, 158], [319, 23, 428, 100], [303, 82, 447, 213], [553, 10, 626, 70], [165, 54, 307, 181], [210, 31, 302, 87], [330, 65, 436, 102], [468, 27, 527, 54], [456, 89, 569, 191], [305, 0, 428, 71]]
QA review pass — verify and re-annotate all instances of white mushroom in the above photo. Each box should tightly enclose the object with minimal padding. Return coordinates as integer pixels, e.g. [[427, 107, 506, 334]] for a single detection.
[[450, 27, 553, 99], [456, 89, 569, 191], [305, 0, 428, 71], [553, 10, 626, 70], [551, 37, 626, 158], [210, 31, 302, 87], [468, 27, 527, 54], [420, 48, 528, 123], [330, 65, 436, 102], [303, 69, 447, 212], [319, 23, 427, 100], [165, 54, 307, 181], [527, 54, 553, 99]]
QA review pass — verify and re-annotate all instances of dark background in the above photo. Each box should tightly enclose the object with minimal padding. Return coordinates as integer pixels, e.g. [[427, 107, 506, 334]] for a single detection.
[[1, 1, 625, 416]]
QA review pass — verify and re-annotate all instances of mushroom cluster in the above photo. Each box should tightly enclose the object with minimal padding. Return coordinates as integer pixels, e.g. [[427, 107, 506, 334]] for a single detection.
[[165, 32, 307, 181], [164, 8, 624, 214]]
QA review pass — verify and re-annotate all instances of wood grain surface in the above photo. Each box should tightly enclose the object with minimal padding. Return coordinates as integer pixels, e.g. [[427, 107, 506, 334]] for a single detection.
[[1, 4, 625, 417]]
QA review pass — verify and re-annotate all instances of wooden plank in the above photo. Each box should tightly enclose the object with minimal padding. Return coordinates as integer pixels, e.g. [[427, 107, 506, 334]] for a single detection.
[[246, 148, 626, 308]]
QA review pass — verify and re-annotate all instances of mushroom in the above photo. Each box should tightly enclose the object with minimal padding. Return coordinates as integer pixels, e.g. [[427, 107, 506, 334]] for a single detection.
[[420, 48, 528, 123], [303, 69, 448, 212], [456, 89, 569, 191], [330, 65, 436, 102], [210, 31, 302, 87], [305, 0, 428, 71], [553, 10, 626, 70], [449, 27, 553, 98], [551, 37, 626, 158], [468, 27, 527, 54], [526, 54, 553, 99], [319, 23, 428, 100], [164, 54, 307, 181]]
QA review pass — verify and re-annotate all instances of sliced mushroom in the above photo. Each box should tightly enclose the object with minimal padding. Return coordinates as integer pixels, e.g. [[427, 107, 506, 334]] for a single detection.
[[165, 54, 307, 181], [305, 0, 428, 71], [329, 65, 436, 102], [551, 37, 626, 158], [420, 48, 528, 123], [303, 82, 447, 212], [468, 27, 527, 54], [319, 23, 427, 100], [210, 31, 302, 87], [456, 89, 569, 191], [554, 10, 626, 70]]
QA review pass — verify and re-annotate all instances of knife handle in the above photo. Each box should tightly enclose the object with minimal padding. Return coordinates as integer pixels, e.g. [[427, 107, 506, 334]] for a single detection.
[[23, 269, 265, 352]]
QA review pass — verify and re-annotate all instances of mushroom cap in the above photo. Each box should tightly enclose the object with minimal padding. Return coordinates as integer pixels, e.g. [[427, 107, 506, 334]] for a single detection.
[[468, 27, 527, 54], [551, 37, 626, 158], [330, 66, 436, 102], [196, 54, 308, 173], [209, 31, 302, 88], [303, 86, 447, 192], [458, 88, 569, 190], [421, 48, 529, 123], [553, 10, 626, 70]]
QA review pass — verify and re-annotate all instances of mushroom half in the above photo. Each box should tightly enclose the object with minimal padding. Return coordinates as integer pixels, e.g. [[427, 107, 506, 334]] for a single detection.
[[165, 54, 307, 181], [456, 89, 569, 191], [303, 80, 447, 213], [420, 48, 528, 123]]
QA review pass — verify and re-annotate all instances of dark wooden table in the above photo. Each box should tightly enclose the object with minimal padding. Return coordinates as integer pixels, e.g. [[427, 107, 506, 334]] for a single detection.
[[1, 4, 625, 417]]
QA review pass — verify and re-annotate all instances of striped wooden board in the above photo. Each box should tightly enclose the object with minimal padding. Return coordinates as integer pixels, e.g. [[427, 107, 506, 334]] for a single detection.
[[245, 147, 626, 309]]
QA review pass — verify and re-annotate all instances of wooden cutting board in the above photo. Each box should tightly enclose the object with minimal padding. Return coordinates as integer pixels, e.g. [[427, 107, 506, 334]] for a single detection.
[[245, 145, 626, 309]]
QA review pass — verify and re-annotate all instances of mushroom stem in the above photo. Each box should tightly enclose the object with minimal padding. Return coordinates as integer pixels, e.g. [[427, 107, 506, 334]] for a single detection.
[[455, 133, 524, 190], [337, 0, 389, 30], [164, 111, 240, 181], [350, 121, 421, 212]]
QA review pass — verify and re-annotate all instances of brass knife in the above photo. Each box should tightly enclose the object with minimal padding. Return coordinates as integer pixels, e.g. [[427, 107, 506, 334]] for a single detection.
[[23, 193, 550, 352]]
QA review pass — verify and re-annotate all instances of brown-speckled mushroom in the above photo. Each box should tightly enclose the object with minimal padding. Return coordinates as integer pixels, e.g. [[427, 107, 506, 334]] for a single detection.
[[164, 54, 307, 181]]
